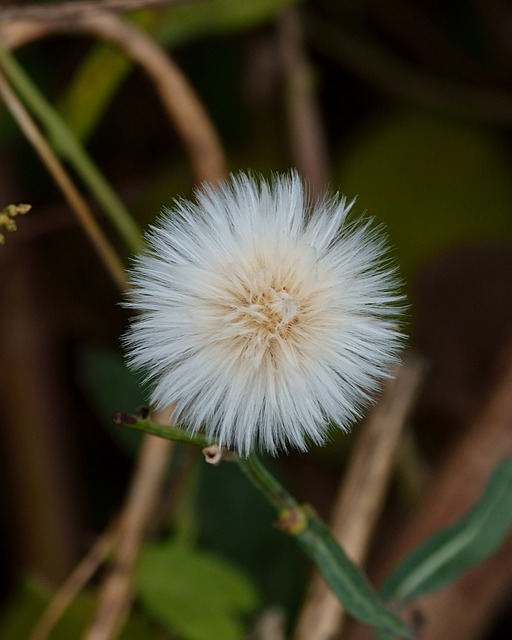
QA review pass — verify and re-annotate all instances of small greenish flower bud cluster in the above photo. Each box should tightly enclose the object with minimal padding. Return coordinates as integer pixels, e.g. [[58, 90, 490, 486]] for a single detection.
[[0, 202, 31, 244]]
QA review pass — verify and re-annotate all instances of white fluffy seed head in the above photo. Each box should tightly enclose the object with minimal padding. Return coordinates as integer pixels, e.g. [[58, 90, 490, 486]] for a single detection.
[[122, 171, 405, 456]]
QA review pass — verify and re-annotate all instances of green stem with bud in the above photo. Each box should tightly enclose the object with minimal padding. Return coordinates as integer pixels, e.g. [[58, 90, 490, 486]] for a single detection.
[[119, 412, 410, 638]]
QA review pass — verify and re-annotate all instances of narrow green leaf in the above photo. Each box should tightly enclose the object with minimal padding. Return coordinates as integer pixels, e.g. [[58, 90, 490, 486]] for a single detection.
[[380, 459, 512, 602], [296, 517, 410, 637], [0, 45, 143, 253], [337, 111, 512, 275], [236, 455, 409, 637], [137, 541, 259, 640], [57, 10, 157, 141]]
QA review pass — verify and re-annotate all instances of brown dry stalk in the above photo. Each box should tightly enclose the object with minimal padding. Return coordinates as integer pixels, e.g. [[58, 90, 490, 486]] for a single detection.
[[278, 8, 329, 195], [29, 524, 120, 640], [293, 353, 426, 640], [1, 12, 227, 184], [0, 10, 227, 640], [0, 70, 128, 291], [83, 421, 175, 640]]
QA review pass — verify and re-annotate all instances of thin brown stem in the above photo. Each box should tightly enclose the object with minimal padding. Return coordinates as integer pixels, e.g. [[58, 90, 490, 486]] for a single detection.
[[293, 353, 426, 640], [83, 411, 175, 640], [29, 524, 120, 640], [1, 12, 228, 184], [278, 8, 329, 195], [0, 70, 128, 291]]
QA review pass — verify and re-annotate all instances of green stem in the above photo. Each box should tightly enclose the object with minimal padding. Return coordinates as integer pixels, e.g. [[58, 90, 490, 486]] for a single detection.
[[0, 45, 143, 253], [117, 412, 409, 637], [117, 414, 213, 448], [236, 454, 297, 512]]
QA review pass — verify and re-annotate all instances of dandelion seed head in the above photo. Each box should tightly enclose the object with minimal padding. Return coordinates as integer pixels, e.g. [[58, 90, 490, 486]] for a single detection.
[[123, 171, 405, 456]]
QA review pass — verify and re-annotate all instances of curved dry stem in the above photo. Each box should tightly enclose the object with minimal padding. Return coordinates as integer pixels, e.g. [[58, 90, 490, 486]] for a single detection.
[[0, 70, 128, 291], [1, 12, 228, 183], [278, 8, 329, 195], [82, 12, 227, 183]]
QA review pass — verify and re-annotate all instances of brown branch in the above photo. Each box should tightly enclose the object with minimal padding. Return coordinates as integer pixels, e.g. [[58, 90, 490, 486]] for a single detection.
[[0, 252, 83, 587], [0, 70, 128, 291], [1, 12, 228, 183], [293, 353, 426, 640], [278, 8, 329, 195], [0, 0, 193, 23], [29, 524, 120, 640], [83, 417, 175, 640]]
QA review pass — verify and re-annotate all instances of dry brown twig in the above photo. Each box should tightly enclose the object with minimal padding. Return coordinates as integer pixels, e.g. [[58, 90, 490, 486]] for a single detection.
[[28, 524, 120, 640], [0, 70, 128, 291], [0, 8, 227, 640], [83, 413, 176, 640], [293, 352, 426, 640], [278, 8, 329, 195], [1, 12, 227, 184]]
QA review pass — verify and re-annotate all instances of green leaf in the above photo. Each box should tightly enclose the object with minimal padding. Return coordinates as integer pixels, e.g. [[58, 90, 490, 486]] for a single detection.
[[58, 47, 132, 142], [380, 459, 512, 603], [197, 459, 307, 613], [57, 10, 157, 141], [79, 347, 148, 455], [296, 517, 410, 638], [337, 111, 512, 275], [137, 541, 260, 640], [0, 578, 162, 639]]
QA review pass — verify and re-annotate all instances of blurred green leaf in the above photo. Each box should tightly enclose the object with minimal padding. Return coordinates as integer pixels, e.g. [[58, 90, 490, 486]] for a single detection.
[[154, 0, 298, 46], [337, 111, 512, 275], [196, 459, 306, 612], [0, 579, 49, 640], [0, 578, 162, 639], [80, 347, 148, 455], [58, 47, 132, 142], [137, 540, 260, 640], [60, 0, 298, 141], [297, 516, 410, 638], [57, 10, 157, 141], [380, 459, 512, 603]]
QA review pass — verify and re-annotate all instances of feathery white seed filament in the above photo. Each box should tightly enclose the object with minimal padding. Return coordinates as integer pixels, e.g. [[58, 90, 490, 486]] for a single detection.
[[123, 171, 404, 456]]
